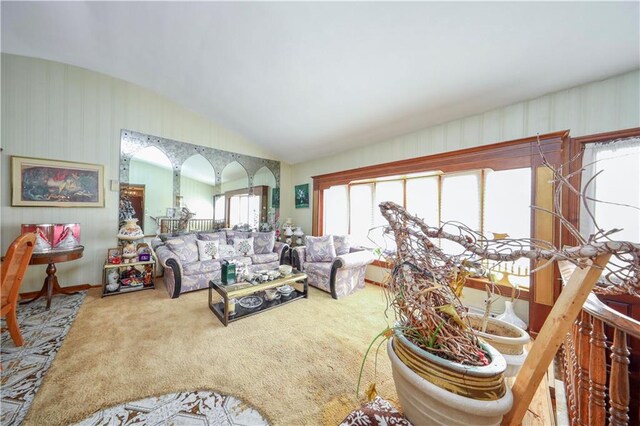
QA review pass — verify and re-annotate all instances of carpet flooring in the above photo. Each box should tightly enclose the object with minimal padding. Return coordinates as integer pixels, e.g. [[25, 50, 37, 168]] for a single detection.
[[1, 292, 86, 425], [23, 282, 399, 425]]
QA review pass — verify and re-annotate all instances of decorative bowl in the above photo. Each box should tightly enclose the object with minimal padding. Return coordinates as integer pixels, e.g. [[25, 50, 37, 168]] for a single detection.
[[277, 285, 295, 296], [264, 289, 281, 301], [279, 265, 293, 276]]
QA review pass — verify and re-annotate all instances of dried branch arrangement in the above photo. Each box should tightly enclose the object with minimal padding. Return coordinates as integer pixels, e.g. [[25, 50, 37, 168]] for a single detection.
[[376, 136, 640, 366]]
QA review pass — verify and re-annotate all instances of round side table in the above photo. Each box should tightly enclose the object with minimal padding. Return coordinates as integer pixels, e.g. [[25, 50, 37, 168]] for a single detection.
[[21, 246, 91, 309]]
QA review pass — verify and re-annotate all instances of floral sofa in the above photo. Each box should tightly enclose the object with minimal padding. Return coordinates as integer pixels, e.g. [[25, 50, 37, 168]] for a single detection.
[[291, 235, 374, 299], [152, 230, 288, 298]]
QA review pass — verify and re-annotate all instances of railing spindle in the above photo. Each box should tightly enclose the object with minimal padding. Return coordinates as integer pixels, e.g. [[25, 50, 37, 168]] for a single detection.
[[578, 311, 593, 425], [609, 328, 630, 426], [589, 318, 607, 425]]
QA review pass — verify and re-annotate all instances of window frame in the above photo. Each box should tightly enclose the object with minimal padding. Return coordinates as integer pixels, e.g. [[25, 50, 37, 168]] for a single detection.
[[312, 130, 570, 333]]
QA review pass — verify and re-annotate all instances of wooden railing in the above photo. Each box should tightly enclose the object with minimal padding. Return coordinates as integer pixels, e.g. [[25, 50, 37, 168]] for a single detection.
[[561, 292, 640, 425], [159, 218, 225, 234]]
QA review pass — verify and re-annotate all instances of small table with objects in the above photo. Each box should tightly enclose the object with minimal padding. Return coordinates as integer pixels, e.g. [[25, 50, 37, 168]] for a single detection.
[[209, 269, 308, 326], [21, 246, 90, 309]]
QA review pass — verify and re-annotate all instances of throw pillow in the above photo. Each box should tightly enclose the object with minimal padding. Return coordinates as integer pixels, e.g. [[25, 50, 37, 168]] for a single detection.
[[306, 235, 336, 262], [333, 235, 351, 256], [233, 237, 255, 256], [227, 230, 251, 245], [218, 244, 237, 258], [165, 234, 199, 263], [196, 239, 219, 260], [198, 231, 226, 242], [253, 231, 275, 254]]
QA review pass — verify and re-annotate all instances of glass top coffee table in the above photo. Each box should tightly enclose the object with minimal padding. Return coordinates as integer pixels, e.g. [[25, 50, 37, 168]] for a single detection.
[[208, 269, 308, 326]]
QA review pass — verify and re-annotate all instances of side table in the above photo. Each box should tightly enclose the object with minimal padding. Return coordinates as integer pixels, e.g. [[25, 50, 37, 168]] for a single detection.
[[20, 246, 90, 309]]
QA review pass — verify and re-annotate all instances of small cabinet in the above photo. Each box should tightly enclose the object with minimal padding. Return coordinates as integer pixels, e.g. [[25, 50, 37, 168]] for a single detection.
[[102, 258, 155, 297]]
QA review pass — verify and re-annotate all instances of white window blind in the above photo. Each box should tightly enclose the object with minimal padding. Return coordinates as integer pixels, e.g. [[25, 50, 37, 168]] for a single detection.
[[440, 171, 481, 256], [349, 184, 374, 247], [581, 138, 640, 243], [323, 185, 349, 235], [484, 168, 532, 287], [406, 176, 439, 228]]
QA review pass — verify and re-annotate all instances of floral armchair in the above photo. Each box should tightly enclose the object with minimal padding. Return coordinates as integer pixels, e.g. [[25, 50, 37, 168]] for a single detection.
[[291, 235, 374, 299]]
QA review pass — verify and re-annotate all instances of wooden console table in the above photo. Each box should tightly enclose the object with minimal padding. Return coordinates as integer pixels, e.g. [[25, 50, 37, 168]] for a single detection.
[[20, 246, 90, 309]]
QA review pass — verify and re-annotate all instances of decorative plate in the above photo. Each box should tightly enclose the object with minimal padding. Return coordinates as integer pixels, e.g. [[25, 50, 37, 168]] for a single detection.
[[238, 295, 264, 309]]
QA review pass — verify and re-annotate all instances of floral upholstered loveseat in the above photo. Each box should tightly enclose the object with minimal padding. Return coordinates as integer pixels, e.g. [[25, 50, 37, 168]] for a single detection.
[[291, 235, 374, 299], [152, 230, 288, 298]]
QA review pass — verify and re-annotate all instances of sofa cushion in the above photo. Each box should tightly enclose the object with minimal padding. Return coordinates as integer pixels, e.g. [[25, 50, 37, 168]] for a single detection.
[[250, 252, 279, 264], [196, 239, 220, 260], [253, 231, 275, 254], [226, 230, 251, 245], [333, 235, 351, 256], [306, 235, 336, 262], [198, 231, 227, 242], [234, 237, 255, 256], [183, 259, 222, 275], [218, 244, 237, 258], [165, 234, 199, 263]]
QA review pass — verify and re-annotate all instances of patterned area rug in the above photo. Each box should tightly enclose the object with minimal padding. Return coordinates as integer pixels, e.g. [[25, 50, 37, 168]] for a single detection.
[[73, 391, 269, 425], [1, 292, 86, 425]]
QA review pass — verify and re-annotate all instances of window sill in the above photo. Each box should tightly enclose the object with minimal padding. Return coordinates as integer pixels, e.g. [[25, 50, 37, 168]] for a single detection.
[[369, 260, 530, 301]]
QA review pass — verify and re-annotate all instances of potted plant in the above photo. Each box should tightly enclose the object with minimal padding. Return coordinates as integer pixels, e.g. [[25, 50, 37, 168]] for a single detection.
[[357, 202, 515, 426]]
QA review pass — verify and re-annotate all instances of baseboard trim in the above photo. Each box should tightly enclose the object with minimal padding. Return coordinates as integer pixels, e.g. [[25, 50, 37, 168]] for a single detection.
[[365, 278, 385, 288], [20, 284, 101, 299]]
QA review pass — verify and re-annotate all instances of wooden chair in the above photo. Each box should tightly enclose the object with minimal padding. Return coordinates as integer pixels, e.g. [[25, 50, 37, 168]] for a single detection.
[[1, 233, 36, 346]]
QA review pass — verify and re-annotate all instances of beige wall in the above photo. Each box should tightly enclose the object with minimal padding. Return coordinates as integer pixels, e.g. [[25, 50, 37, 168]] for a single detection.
[[1, 54, 283, 292], [289, 69, 640, 234]]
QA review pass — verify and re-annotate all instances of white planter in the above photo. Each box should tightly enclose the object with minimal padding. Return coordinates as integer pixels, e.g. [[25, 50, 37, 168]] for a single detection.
[[467, 314, 530, 378], [388, 338, 513, 426]]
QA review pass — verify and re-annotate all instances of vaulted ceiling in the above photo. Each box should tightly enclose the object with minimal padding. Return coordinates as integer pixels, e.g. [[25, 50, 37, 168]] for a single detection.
[[2, 2, 638, 163]]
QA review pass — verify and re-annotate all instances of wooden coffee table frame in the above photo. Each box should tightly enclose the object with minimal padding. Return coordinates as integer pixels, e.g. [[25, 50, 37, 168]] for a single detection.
[[209, 270, 308, 326]]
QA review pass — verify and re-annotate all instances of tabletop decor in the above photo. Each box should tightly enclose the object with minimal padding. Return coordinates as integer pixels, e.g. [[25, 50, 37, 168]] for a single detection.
[[12, 156, 104, 207], [22, 223, 81, 252]]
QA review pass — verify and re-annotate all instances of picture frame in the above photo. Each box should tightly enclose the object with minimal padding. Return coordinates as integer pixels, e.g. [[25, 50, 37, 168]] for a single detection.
[[107, 248, 122, 264], [12, 156, 105, 207], [294, 183, 309, 209]]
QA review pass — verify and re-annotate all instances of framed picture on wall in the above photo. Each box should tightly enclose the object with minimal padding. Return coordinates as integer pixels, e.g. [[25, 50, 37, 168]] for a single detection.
[[272, 187, 280, 208], [294, 184, 309, 209], [11, 156, 105, 207]]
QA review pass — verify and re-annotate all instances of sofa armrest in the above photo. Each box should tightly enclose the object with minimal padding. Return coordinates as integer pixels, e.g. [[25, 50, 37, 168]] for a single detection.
[[273, 241, 290, 264], [333, 249, 374, 269], [291, 246, 306, 271], [154, 245, 182, 269]]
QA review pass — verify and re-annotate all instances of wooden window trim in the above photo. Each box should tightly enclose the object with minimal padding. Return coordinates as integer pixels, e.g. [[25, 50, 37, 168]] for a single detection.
[[312, 130, 568, 235]]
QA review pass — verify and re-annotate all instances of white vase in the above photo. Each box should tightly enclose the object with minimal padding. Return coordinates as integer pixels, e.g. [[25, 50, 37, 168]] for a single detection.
[[388, 338, 513, 426], [467, 313, 530, 378], [496, 301, 527, 330]]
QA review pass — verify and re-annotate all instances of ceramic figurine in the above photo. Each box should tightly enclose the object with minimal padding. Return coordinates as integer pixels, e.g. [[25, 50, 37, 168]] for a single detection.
[[106, 269, 120, 292]]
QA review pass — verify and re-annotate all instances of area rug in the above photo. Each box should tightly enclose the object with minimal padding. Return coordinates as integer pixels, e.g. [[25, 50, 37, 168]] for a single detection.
[[74, 390, 268, 425], [23, 282, 399, 425], [1, 292, 86, 425]]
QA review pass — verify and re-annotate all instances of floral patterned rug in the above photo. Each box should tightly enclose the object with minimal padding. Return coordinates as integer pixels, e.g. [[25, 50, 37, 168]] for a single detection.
[[73, 391, 269, 425], [1, 292, 86, 425]]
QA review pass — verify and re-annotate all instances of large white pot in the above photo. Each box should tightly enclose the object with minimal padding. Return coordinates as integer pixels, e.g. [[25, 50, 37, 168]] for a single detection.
[[467, 314, 530, 378], [388, 338, 513, 426]]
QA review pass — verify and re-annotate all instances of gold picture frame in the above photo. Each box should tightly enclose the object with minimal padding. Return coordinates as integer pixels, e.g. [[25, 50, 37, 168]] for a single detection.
[[12, 156, 105, 207]]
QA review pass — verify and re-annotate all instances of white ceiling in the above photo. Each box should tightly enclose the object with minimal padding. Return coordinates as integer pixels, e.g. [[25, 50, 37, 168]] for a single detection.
[[2, 2, 638, 164]]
